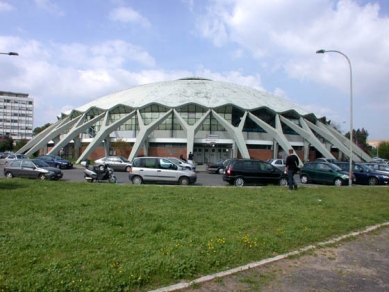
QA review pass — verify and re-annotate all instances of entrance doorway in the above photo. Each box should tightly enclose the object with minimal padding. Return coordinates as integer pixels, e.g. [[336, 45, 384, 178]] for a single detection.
[[193, 144, 232, 164]]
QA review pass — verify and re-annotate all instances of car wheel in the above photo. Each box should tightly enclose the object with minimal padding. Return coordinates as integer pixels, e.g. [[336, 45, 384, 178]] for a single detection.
[[300, 175, 309, 184], [179, 177, 190, 185], [132, 176, 143, 185], [279, 177, 288, 187], [39, 174, 47, 180], [125, 166, 131, 172], [56, 164, 61, 169], [234, 177, 244, 187], [218, 168, 224, 174], [368, 177, 378, 185], [334, 178, 343, 186], [5, 172, 14, 179]]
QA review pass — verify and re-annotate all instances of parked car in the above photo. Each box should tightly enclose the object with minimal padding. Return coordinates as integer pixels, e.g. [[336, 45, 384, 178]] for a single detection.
[[94, 156, 132, 172], [371, 158, 388, 165], [4, 159, 63, 180], [315, 158, 338, 163], [4, 154, 28, 165], [266, 158, 287, 171], [36, 155, 73, 169], [206, 158, 228, 174], [222, 158, 288, 187], [299, 162, 350, 186], [364, 163, 389, 174], [129, 157, 197, 185], [166, 157, 196, 171], [334, 162, 389, 185], [0, 152, 6, 159]]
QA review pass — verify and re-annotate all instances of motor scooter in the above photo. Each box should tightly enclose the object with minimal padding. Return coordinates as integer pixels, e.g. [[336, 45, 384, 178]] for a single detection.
[[83, 161, 117, 183]]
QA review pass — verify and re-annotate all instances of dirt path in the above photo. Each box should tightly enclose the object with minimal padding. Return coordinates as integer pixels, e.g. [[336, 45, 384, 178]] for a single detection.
[[182, 226, 389, 292]]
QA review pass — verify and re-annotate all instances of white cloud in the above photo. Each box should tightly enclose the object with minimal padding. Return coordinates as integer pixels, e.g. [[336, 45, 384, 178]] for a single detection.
[[33, 0, 64, 16], [56, 40, 156, 68], [1, 0, 388, 139], [0, 1, 14, 12], [109, 6, 150, 27], [193, 0, 389, 138]]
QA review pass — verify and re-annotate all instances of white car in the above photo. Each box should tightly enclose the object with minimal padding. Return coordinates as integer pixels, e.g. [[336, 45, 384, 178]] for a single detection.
[[129, 157, 197, 185], [4, 154, 28, 165], [266, 158, 286, 171], [166, 157, 196, 171]]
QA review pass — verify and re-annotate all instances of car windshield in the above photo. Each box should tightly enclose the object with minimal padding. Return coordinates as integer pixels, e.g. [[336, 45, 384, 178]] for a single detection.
[[330, 164, 343, 171], [52, 155, 63, 160], [355, 164, 373, 172], [32, 159, 50, 167]]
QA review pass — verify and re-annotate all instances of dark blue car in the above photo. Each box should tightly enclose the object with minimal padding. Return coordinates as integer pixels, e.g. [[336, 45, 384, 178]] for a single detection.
[[334, 162, 389, 185], [36, 155, 73, 169]]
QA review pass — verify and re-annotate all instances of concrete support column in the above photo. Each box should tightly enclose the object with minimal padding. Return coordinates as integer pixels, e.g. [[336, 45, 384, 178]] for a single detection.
[[303, 141, 310, 162], [103, 138, 110, 156], [143, 140, 149, 157], [73, 136, 81, 158], [273, 140, 279, 159]]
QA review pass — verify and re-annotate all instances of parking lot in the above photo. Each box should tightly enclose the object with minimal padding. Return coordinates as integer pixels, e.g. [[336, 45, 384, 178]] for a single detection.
[[0, 162, 301, 187], [2, 160, 385, 188]]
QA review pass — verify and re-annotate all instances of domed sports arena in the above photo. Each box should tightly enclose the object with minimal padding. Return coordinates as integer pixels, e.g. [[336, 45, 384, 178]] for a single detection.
[[19, 77, 369, 164]]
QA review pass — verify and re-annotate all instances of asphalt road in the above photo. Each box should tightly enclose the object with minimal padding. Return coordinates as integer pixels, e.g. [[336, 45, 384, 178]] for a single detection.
[[0, 164, 234, 186], [63, 166, 230, 186], [0, 163, 301, 187]]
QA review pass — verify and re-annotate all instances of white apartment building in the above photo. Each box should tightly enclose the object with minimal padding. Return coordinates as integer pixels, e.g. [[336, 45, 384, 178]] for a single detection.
[[0, 91, 34, 140]]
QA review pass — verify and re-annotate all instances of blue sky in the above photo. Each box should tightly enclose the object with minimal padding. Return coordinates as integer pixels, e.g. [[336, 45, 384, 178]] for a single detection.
[[0, 0, 388, 140]]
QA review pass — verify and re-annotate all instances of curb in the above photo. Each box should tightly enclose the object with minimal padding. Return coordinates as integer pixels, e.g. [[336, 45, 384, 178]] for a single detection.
[[149, 222, 389, 292]]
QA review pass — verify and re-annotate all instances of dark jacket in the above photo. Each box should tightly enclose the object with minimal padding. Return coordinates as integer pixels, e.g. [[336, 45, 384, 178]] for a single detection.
[[286, 154, 299, 171]]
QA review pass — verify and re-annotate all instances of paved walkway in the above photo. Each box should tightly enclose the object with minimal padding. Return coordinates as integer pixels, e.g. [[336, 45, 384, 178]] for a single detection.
[[153, 223, 389, 292]]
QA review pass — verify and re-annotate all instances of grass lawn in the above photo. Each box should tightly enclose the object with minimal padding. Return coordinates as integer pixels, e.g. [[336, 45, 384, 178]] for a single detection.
[[1, 179, 388, 291]]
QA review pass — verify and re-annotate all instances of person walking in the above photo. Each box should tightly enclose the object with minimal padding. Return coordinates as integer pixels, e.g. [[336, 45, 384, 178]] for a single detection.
[[285, 149, 299, 190]]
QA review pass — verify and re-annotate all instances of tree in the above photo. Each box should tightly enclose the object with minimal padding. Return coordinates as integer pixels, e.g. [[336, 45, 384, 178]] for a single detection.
[[0, 135, 14, 152], [14, 139, 28, 152], [33, 123, 52, 136], [378, 141, 389, 159], [345, 128, 369, 152]]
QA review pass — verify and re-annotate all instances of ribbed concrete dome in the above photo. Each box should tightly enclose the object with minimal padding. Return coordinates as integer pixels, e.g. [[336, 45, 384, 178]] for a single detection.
[[66, 77, 312, 116], [19, 77, 371, 165]]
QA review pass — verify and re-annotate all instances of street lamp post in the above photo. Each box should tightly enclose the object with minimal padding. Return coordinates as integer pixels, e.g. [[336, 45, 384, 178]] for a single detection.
[[0, 52, 19, 56], [316, 49, 353, 186]]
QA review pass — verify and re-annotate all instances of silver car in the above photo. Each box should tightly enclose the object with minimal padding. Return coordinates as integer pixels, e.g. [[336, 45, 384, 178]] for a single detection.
[[4, 154, 28, 165], [129, 157, 197, 185], [94, 156, 132, 172], [166, 157, 196, 171], [4, 159, 63, 180], [266, 158, 286, 171]]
